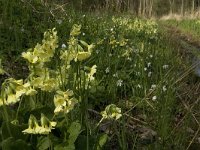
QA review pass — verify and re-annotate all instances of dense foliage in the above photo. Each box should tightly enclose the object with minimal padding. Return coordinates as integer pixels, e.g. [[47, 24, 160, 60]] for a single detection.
[[1, 0, 200, 150]]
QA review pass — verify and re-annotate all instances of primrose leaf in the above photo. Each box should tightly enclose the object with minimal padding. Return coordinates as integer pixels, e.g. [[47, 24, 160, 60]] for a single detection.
[[76, 52, 91, 61], [97, 133, 108, 150], [80, 40, 88, 47], [37, 136, 50, 150], [1, 137, 31, 150], [67, 121, 81, 149]]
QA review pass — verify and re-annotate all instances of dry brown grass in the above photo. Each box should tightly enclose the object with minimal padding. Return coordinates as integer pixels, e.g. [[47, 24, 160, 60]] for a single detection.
[[159, 11, 200, 21]]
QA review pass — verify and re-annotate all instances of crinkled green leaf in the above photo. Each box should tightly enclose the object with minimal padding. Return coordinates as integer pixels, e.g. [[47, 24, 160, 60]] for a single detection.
[[37, 136, 50, 150], [67, 121, 81, 149], [1, 137, 31, 150], [97, 134, 108, 150]]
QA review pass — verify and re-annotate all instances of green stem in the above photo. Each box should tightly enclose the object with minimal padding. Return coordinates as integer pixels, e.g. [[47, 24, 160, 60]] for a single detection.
[[1, 84, 12, 137], [114, 121, 125, 150], [2, 104, 12, 137], [48, 134, 52, 150], [15, 96, 24, 120], [87, 124, 89, 150]]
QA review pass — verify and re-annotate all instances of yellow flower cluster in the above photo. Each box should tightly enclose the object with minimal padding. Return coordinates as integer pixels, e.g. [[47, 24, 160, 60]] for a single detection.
[[59, 25, 96, 89], [31, 70, 58, 92], [60, 25, 95, 64], [88, 65, 97, 81], [0, 25, 98, 136], [129, 19, 158, 36], [112, 17, 158, 38], [101, 104, 122, 120], [22, 28, 59, 92], [54, 90, 78, 114], [81, 65, 97, 90], [109, 34, 128, 48], [22, 114, 56, 135], [22, 28, 58, 64], [0, 78, 37, 106]]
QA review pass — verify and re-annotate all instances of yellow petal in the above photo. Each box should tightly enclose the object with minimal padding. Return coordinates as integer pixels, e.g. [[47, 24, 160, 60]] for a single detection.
[[54, 105, 64, 113], [50, 122, 57, 127], [22, 127, 35, 134], [38, 127, 51, 135], [15, 87, 26, 98], [77, 52, 91, 61], [6, 94, 19, 105], [26, 89, 37, 96], [0, 98, 3, 106]]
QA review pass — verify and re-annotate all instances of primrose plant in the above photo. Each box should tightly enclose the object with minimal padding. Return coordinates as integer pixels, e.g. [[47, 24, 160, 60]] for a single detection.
[[21, 24, 95, 134], [0, 24, 122, 148]]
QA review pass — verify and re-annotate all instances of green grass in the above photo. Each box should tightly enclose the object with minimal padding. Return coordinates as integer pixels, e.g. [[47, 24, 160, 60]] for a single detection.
[[163, 19, 200, 40], [0, 1, 199, 150]]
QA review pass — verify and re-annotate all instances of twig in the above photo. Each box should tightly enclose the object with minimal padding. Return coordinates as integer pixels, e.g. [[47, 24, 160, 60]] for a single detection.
[[186, 127, 200, 150]]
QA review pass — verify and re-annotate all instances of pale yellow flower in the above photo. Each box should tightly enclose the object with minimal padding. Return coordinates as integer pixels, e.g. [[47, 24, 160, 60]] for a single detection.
[[101, 104, 122, 120], [70, 24, 81, 36], [76, 52, 91, 62], [88, 65, 97, 81], [22, 51, 39, 64], [22, 114, 56, 135], [54, 90, 78, 114], [6, 94, 20, 105], [40, 113, 57, 134], [22, 115, 38, 134]]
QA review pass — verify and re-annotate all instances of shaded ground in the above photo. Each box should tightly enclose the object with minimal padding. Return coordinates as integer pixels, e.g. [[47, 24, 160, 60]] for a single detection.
[[162, 23, 200, 149]]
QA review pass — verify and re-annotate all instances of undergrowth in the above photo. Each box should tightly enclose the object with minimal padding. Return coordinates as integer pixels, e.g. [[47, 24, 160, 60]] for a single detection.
[[0, 1, 199, 149]]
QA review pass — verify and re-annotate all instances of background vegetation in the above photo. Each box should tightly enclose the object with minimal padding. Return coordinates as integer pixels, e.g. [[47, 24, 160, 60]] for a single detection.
[[67, 0, 200, 16], [1, 0, 200, 150]]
